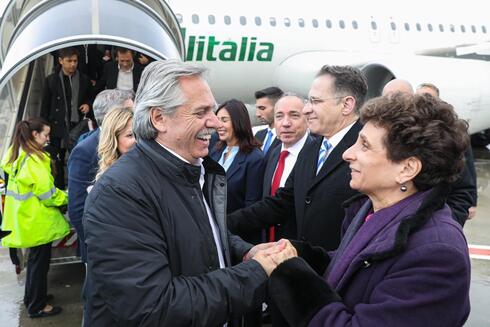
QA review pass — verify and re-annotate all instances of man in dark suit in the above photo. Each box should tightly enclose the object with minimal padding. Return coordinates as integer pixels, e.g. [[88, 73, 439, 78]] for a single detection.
[[254, 87, 283, 158], [99, 47, 143, 92], [228, 65, 368, 252], [263, 93, 315, 242], [415, 82, 478, 225], [67, 89, 134, 262], [41, 47, 94, 189]]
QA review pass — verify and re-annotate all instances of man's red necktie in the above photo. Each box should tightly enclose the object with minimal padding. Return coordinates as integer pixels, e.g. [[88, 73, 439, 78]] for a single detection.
[[269, 150, 289, 241]]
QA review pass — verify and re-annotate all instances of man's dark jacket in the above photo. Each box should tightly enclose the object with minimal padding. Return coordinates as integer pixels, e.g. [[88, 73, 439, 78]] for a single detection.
[[83, 139, 267, 326], [40, 71, 93, 138], [67, 129, 100, 262], [99, 61, 143, 92], [447, 147, 477, 226], [255, 128, 281, 162], [229, 121, 362, 251], [262, 133, 317, 198], [261, 133, 317, 241]]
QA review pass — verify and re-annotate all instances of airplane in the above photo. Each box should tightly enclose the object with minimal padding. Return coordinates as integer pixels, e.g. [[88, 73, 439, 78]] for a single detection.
[[167, 0, 490, 134], [1, 0, 490, 160]]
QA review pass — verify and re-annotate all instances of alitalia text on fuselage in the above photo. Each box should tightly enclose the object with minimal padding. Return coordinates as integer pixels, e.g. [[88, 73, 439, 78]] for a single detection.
[[183, 30, 274, 62]]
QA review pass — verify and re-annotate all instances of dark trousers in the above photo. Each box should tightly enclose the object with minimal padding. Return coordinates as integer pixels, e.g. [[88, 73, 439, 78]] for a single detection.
[[47, 137, 66, 189], [24, 242, 52, 314], [9, 248, 20, 265]]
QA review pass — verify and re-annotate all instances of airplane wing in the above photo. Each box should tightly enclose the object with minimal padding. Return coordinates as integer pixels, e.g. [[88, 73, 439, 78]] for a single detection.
[[456, 42, 490, 56]]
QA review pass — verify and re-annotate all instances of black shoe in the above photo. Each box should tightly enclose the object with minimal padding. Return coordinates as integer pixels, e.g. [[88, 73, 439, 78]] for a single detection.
[[29, 306, 62, 318]]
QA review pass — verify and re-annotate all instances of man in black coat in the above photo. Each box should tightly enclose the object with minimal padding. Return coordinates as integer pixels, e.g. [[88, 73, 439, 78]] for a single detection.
[[262, 93, 315, 242], [40, 47, 93, 188], [228, 65, 368, 252], [98, 47, 143, 92], [82, 60, 295, 326], [415, 82, 478, 225]]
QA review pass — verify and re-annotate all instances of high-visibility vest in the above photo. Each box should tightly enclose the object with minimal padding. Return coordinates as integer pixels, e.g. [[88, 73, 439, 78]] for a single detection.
[[1, 146, 69, 248]]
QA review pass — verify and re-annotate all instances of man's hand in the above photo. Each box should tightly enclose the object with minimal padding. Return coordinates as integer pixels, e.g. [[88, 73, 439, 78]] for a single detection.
[[468, 206, 477, 220], [79, 104, 90, 114], [244, 242, 276, 261], [138, 54, 149, 66], [252, 239, 297, 276]]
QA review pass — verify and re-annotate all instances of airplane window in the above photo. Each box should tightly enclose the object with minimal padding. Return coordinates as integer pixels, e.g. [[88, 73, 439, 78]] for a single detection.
[[192, 14, 199, 24], [339, 20, 345, 29], [176, 13, 183, 24], [404, 22, 410, 31], [390, 22, 396, 31], [439, 24, 444, 32], [461, 25, 466, 33], [471, 25, 476, 33], [482, 26, 487, 34], [352, 20, 358, 29], [284, 17, 291, 27], [450, 24, 455, 33], [416, 23, 421, 31], [270, 17, 277, 26], [298, 18, 305, 27], [312, 19, 319, 28], [208, 15, 216, 25], [224, 15, 231, 25], [427, 23, 433, 32], [326, 19, 332, 28], [255, 17, 262, 26], [371, 21, 377, 30], [240, 16, 247, 25]]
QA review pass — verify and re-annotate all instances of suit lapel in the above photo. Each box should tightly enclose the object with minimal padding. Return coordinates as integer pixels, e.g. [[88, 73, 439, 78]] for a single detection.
[[225, 151, 246, 180], [311, 121, 362, 189], [255, 129, 267, 143], [264, 146, 281, 195]]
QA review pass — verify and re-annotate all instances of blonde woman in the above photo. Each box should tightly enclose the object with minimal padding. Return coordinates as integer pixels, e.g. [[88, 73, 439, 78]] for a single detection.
[[96, 107, 135, 180]]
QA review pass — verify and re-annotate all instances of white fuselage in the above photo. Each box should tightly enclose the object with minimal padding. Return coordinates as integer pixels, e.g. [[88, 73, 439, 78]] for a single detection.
[[169, 0, 490, 133]]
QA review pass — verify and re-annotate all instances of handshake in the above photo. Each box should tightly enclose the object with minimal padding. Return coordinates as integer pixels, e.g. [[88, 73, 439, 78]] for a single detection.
[[245, 239, 298, 276]]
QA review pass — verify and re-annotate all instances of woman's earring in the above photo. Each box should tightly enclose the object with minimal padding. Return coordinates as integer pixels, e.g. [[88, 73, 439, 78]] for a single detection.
[[400, 184, 408, 192]]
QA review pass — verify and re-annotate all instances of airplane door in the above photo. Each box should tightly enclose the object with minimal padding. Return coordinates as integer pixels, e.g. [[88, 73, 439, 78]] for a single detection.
[[0, 0, 184, 156]]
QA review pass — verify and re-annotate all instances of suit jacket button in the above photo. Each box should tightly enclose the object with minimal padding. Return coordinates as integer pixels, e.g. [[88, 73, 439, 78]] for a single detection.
[[57, 96, 60, 100], [55, 108, 59, 112], [208, 265, 213, 270], [305, 197, 311, 204]]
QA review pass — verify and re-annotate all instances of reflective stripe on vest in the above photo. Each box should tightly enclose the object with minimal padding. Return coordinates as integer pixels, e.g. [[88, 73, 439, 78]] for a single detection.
[[6, 189, 34, 201], [37, 187, 56, 200], [6, 186, 56, 201]]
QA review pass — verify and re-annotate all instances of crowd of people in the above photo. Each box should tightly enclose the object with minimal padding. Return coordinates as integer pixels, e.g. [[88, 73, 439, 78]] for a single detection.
[[0, 46, 477, 326]]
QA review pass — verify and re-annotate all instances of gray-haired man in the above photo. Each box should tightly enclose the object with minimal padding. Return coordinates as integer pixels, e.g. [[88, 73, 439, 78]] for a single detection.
[[82, 60, 294, 326]]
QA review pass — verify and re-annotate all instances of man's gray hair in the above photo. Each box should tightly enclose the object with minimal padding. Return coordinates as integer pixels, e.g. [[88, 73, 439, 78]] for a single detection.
[[93, 89, 135, 125], [278, 91, 306, 104], [133, 60, 207, 140]]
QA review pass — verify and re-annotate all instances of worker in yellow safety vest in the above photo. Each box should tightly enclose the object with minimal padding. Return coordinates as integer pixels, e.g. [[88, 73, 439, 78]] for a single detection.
[[0, 118, 69, 318]]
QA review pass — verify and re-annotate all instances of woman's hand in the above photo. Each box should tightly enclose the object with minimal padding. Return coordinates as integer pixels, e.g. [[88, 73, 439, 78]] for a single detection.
[[252, 239, 298, 276]]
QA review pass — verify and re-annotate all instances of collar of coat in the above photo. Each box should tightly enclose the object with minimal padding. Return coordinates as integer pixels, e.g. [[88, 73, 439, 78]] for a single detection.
[[137, 139, 225, 186], [340, 184, 451, 263]]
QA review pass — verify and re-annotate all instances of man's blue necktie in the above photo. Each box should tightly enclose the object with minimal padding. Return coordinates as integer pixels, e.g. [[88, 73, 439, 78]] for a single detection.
[[263, 130, 274, 154], [316, 139, 332, 174]]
